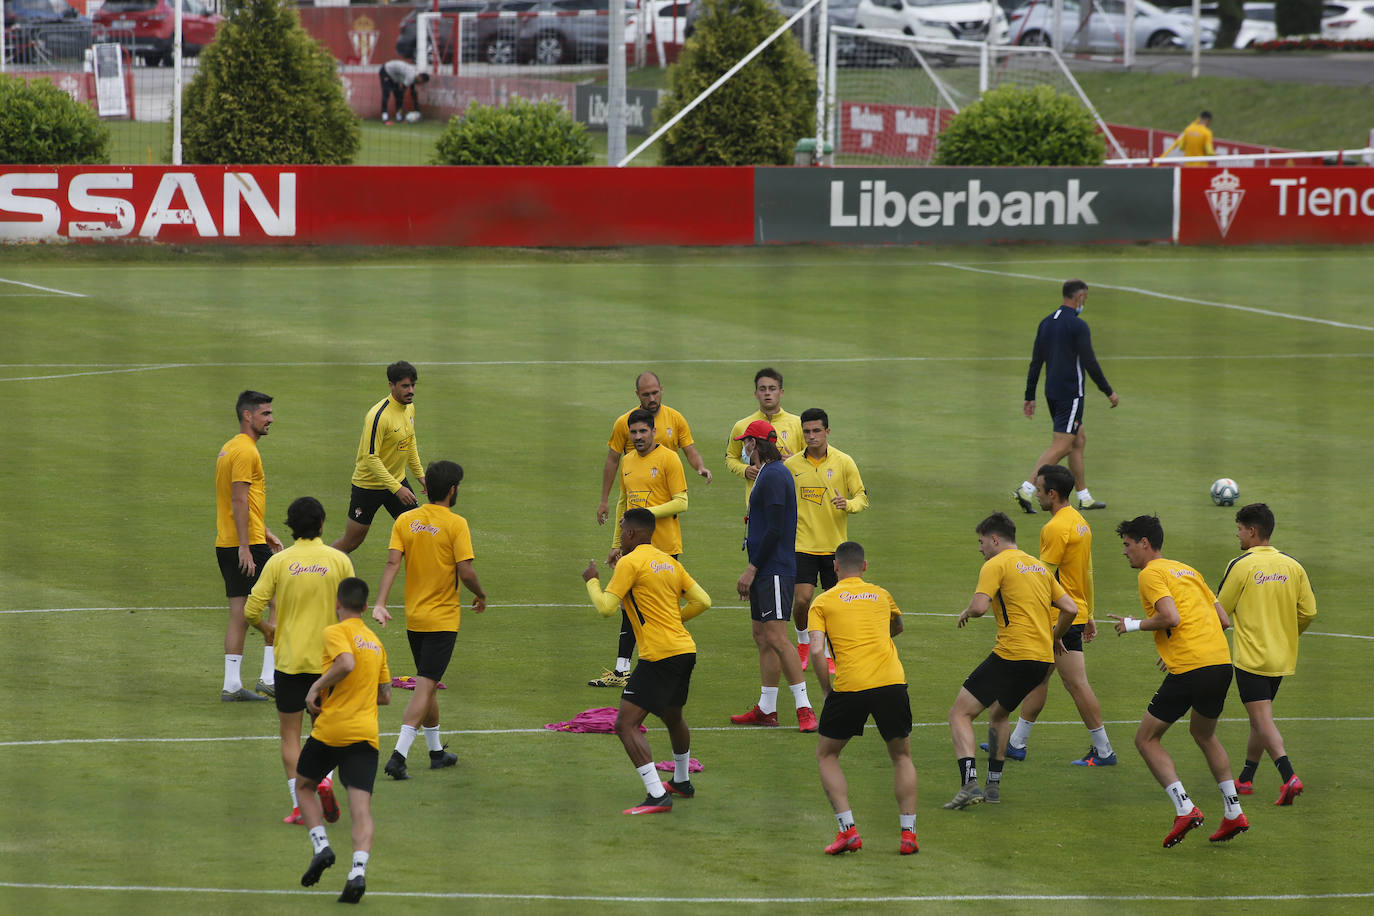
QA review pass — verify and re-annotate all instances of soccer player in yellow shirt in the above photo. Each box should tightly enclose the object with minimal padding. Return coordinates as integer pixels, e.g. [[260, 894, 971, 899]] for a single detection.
[[989, 464, 1116, 766], [333, 361, 426, 555], [807, 542, 917, 856], [725, 367, 803, 501], [244, 496, 356, 826], [214, 389, 283, 702], [1216, 503, 1316, 806], [596, 371, 711, 527], [1110, 515, 1249, 847], [371, 460, 487, 780], [296, 577, 392, 904], [1159, 110, 1216, 166], [589, 407, 691, 688], [582, 508, 712, 815], [785, 407, 868, 672], [945, 513, 1079, 810]]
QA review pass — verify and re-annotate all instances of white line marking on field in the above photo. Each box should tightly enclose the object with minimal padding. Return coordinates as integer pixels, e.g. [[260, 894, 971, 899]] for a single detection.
[[0, 364, 191, 383], [936, 263, 1374, 332], [0, 277, 86, 298], [0, 882, 1369, 903]]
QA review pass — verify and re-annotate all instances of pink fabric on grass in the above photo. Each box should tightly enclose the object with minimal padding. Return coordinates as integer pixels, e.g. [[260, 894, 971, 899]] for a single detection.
[[391, 676, 446, 690], [655, 758, 703, 773], [544, 707, 645, 734]]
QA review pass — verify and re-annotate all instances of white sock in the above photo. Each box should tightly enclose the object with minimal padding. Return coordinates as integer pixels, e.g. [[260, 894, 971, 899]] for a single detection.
[[899, 813, 915, 831], [758, 686, 779, 715], [423, 725, 443, 753], [1219, 780, 1243, 819], [395, 724, 417, 758], [1009, 717, 1035, 749], [789, 680, 811, 710], [1020, 480, 1035, 496], [1077, 488, 1093, 503], [259, 647, 275, 684], [637, 762, 666, 798], [348, 851, 369, 880], [836, 809, 854, 830], [223, 654, 243, 692], [309, 826, 330, 854], [673, 752, 690, 783], [1166, 781, 1193, 816], [615, 657, 631, 675], [795, 625, 808, 646], [288, 777, 299, 809], [1089, 726, 1113, 758]]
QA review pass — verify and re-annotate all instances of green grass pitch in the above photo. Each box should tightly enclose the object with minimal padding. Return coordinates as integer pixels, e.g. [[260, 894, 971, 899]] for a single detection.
[[0, 245, 1370, 914]]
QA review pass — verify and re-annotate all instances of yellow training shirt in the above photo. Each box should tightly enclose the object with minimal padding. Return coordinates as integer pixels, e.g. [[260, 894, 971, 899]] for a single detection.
[[1038, 504, 1094, 624], [311, 617, 390, 749], [244, 538, 356, 674], [1163, 120, 1215, 165], [725, 409, 803, 503], [785, 446, 869, 555], [1136, 558, 1231, 675], [389, 503, 475, 633], [808, 577, 903, 692], [608, 405, 694, 455], [1216, 546, 1317, 677], [974, 548, 1065, 664], [603, 544, 698, 661], [350, 395, 423, 493], [215, 433, 266, 547], [612, 444, 687, 554]]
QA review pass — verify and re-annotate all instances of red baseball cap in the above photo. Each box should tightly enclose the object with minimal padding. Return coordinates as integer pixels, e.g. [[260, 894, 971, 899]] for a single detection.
[[733, 420, 777, 442]]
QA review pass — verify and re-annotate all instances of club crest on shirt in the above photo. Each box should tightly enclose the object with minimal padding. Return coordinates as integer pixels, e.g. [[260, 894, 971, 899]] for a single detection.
[[650, 468, 659, 478]]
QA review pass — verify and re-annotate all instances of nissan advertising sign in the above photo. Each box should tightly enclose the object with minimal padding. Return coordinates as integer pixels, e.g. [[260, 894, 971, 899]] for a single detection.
[[753, 167, 1174, 244]]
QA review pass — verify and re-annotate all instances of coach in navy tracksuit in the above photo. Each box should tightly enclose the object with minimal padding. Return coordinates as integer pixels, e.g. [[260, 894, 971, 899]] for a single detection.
[[1013, 278, 1119, 514]]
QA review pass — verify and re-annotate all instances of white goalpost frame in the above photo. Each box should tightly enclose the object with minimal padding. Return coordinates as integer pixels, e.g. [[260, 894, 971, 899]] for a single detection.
[[172, 0, 184, 164], [813, 0, 826, 163], [1, 0, 7, 73]]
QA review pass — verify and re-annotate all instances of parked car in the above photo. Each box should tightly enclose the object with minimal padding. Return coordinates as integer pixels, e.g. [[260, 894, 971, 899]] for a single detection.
[[3, 0, 93, 64], [1198, 1, 1274, 48], [1322, 0, 1374, 39], [401, 0, 638, 66], [647, 0, 691, 42], [91, 0, 223, 66], [778, 0, 867, 62], [395, 0, 487, 64], [1008, 0, 1214, 50], [855, 0, 1010, 44]]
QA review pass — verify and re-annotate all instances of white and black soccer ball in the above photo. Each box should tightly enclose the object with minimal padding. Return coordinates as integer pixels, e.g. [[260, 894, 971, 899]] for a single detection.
[[1210, 478, 1239, 507], [405, 111, 422, 123]]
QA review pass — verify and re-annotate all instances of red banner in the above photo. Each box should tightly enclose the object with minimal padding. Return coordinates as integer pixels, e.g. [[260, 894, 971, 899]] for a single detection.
[[1178, 167, 1374, 244], [340, 70, 576, 120], [298, 6, 413, 67], [0, 166, 754, 246], [836, 102, 954, 161], [1105, 123, 1296, 166]]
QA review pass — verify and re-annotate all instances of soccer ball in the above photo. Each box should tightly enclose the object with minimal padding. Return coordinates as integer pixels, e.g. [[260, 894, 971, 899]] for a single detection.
[[405, 111, 422, 123], [1210, 478, 1239, 507]]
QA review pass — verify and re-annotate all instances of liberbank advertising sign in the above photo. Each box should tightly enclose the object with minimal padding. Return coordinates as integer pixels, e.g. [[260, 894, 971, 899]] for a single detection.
[[753, 167, 1174, 244]]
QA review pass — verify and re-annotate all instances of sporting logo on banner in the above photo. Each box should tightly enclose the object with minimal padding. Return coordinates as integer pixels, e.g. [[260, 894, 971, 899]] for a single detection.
[[1179, 167, 1374, 245]]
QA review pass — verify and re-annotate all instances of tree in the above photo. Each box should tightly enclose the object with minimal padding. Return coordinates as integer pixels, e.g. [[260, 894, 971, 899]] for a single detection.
[[0, 75, 110, 165], [1214, 0, 1245, 48], [180, 0, 359, 164], [655, 0, 815, 166], [934, 85, 1105, 167]]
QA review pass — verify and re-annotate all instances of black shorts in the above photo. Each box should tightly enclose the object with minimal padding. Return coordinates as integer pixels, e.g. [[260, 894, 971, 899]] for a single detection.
[[347, 483, 413, 527], [962, 653, 1052, 712], [1234, 668, 1283, 704], [750, 574, 795, 622], [1047, 397, 1084, 435], [794, 552, 838, 591], [623, 652, 695, 716], [408, 629, 457, 681], [1060, 623, 1087, 653], [274, 671, 317, 715], [296, 736, 379, 795], [216, 544, 273, 598], [1147, 664, 1233, 723], [819, 684, 912, 742]]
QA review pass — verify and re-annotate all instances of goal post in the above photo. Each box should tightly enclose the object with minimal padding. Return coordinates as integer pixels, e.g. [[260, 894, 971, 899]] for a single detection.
[[417, 11, 460, 76]]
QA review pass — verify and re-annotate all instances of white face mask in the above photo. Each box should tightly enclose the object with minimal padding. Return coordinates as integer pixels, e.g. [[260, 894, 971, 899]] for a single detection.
[[742, 443, 753, 465]]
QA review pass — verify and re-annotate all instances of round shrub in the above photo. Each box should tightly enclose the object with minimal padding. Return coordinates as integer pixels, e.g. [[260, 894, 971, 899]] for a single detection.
[[181, 0, 360, 165], [0, 74, 110, 165], [431, 97, 593, 165], [934, 85, 1105, 167], [656, 0, 816, 166]]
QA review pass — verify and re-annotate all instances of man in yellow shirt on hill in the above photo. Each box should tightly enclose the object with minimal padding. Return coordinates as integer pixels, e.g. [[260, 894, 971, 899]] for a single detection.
[[807, 542, 916, 856], [1110, 515, 1249, 848], [1160, 110, 1215, 165], [1216, 503, 1316, 806]]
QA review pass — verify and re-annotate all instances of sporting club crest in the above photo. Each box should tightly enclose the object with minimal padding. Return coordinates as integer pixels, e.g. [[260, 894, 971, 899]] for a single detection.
[[1204, 169, 1244, 238]]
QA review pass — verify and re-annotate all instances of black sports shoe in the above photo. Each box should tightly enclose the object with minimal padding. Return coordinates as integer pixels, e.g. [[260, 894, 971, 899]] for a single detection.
[[338, 875, 366, 903], [384, 751, 411, 781], [429, 746, 458, 770], [1012, 490, 1037, 514], [663, 778, 695, 798], [300, 846, 335, 887]]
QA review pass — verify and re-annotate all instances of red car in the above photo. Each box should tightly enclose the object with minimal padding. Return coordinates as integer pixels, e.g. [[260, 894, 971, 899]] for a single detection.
[[93, 0, 223, 66]]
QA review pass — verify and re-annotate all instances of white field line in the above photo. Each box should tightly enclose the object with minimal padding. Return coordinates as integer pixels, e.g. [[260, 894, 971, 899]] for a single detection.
[[0, 881, 1370, 903], [936, 262, 1374, 333], [0, 277, 86, 297]]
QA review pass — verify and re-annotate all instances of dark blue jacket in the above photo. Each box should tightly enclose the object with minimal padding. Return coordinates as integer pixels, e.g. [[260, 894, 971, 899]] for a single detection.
[[746, 460, 797, 576], [1024, 305, 1112, 403]]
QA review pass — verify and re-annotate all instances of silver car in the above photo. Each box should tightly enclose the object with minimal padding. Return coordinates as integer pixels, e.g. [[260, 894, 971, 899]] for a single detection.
[[1008, 0, 1215, 50]]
